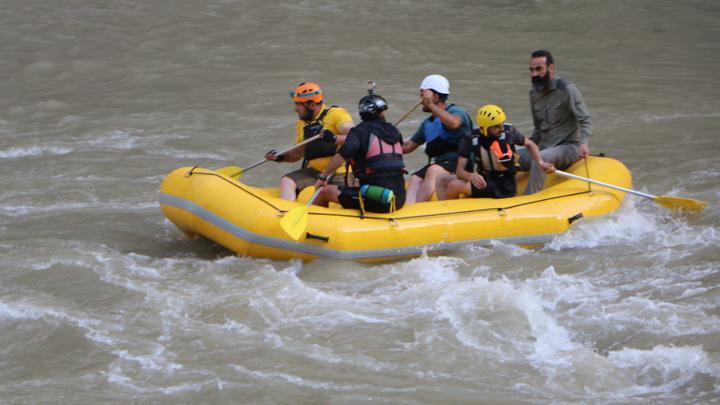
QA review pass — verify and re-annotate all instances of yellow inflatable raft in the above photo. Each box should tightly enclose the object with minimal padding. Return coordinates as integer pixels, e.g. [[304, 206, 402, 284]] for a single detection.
[[159, 156, 631, 262]]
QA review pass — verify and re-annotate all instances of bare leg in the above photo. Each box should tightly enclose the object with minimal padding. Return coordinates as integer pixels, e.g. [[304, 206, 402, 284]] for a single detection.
[[279, 176, 297, 201], [416, 164, 449, 202], [313, 185, 341, 207], [405, 175, 423, 205], [446, 179, 471, 200], [435, 173, 457, 201]]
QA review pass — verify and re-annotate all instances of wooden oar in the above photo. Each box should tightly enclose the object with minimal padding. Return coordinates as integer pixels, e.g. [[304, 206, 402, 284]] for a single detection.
[[554, 169, 707, 212], [219, 101, 420, 179], [217, 134, 323, 179], [393, 101, 422, 126], [280, 187, 324, 240]]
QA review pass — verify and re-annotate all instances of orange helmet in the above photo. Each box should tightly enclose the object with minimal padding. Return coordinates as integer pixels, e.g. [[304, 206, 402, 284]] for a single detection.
[[289, 82, 324, 104]]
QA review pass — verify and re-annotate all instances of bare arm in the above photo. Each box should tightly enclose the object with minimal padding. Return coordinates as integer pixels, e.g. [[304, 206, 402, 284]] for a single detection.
[[430, 104, 462, 129], [455, 156, 486, 189], [314, 153, 347, 189], [402, 139, 420, 154], [279, 147, 304, 162], [455, 156, 472, 182], [332, 120, 354, 146], [264, 144, 304, 163], [422, 90, 461, 129], [523, 138, 554, 173]]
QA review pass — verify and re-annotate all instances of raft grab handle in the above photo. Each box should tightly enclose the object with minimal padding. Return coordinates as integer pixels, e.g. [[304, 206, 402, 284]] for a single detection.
[[568, 213, 584, 224], [306, 232, 330, 242]]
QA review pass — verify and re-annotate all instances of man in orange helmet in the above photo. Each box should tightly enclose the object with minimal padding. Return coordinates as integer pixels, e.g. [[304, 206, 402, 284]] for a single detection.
[[265, 82, 354, 201]]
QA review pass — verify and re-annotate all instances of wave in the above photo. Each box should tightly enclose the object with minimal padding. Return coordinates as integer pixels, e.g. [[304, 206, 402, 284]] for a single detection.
[[0, 146, 73, 159], [4, 236, 717, 401], [1, 201, 158, 217], [609, 345, 720, 395], [640, 112, 720, 123], [547, 198, 718, 252]]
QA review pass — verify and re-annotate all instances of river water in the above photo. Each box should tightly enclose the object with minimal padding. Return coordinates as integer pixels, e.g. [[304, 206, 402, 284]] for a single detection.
[[2, 0, 719, 403]]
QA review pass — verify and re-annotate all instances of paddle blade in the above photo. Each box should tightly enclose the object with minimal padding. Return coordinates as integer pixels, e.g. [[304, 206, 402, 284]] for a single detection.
[[280, 206, 310, 240], [656, 196, 708, 212], [215, 166, 243, 179]]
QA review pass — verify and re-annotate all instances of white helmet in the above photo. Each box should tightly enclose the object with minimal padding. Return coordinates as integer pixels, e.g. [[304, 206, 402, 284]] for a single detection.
[[419, 74, 450, 95]]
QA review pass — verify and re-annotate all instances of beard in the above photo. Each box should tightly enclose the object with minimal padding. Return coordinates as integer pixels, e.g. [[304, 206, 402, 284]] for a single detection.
[[532, 72, 551, 91], [298, 109, 314, 121]]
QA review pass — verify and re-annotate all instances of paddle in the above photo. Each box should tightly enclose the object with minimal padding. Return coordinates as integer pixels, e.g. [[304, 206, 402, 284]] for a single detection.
[[276, 101, 421, 241], [219, 100, 421, 179], [393, 101, 422, 126], [280, 186, 324, 240], [554, 169, 707, 212], [218, 134, 323, 179]]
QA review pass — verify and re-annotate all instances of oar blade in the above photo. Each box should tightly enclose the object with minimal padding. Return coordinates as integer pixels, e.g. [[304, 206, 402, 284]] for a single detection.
[[215, 166, 243, 179], [656, 196, 708, 212], [280, 207, 310, 240]]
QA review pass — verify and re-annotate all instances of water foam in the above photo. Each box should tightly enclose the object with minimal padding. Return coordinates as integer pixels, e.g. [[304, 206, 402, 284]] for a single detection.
[[0, 200, 158, 217], [0, 299, 118, 347], [85, 130, 141, 150], [548, 197, 718, 252], [639, 111, 720, 123], [12, 234, 715, 401], [608, 344, 720, 394], [0, 145, 73, 159], [229, 363, 413, 392]]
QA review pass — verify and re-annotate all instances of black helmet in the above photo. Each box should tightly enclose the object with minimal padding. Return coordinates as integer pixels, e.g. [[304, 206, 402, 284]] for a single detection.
[[358, 94, 388, 116]]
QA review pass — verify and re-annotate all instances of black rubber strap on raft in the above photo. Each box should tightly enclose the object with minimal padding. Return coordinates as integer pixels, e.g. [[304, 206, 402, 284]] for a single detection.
[[568, 213, 584, 224], [306, 232, 330, 242]]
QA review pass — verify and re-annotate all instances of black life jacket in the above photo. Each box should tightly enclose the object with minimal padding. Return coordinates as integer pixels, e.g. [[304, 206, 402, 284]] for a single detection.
[[470, 124, 518, 175], [303, 106, 338, 162], [349, 122, 405, 182]]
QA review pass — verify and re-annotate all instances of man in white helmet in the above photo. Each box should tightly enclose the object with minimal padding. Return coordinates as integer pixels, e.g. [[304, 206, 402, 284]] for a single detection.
[[402, 75, 473, 204]]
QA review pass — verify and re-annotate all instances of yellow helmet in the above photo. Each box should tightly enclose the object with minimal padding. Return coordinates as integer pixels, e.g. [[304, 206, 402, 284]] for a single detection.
[[476, 104, 506, 136]]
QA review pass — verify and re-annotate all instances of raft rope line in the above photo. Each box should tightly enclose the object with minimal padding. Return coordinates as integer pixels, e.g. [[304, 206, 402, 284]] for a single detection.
[[187, 167, 284, 212], [307, 190, 592, 221], [584, 157, 592, 192], [189, 168, 592, 222]]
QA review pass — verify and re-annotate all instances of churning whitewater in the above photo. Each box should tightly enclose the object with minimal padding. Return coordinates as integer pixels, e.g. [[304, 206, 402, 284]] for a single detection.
[[1, 0, 719, 403]]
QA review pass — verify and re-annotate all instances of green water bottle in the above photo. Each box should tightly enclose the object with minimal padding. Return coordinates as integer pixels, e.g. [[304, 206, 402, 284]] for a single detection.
[[360, 184, 394, 204]]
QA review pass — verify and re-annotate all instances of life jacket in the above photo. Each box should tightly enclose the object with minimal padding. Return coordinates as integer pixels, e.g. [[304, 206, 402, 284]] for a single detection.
[[302, 106, 338, 162], [470, 124, 518, 175], [349, 122, 405, 182], [422, 104, 471, 161]]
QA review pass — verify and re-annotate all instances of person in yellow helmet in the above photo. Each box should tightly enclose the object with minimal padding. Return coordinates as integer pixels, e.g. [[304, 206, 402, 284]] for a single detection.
[[265, 82, 354, 201], [436, 104, 552, 200]]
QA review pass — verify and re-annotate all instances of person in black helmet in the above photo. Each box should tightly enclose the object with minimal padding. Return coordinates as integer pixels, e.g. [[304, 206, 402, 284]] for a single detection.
[[313, 87, 406, 213]]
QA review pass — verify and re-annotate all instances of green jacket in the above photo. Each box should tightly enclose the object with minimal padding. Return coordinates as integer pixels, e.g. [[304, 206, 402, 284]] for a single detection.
[[529, 76, 592, 149]]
